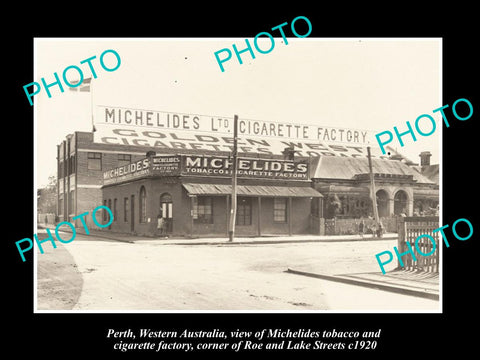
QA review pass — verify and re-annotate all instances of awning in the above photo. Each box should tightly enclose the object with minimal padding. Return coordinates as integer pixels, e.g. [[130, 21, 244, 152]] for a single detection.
[[182, 183, 323, 197]]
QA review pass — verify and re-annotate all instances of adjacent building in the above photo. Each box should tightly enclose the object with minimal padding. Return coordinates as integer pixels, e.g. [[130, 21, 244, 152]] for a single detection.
[[311, 155, 438, 219]]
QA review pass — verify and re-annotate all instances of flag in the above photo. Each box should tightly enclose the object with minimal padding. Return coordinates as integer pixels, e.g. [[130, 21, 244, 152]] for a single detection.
[[68, 77, 91, 92]]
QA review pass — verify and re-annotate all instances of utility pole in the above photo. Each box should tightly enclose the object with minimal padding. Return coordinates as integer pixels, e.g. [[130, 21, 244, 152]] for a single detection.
[[228, 115, 238, 242], [367, 146, 380, 225]]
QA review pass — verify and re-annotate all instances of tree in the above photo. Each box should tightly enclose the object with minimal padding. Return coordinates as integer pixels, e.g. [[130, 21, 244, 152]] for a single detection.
[[37, 175, 57, 214], [325, 194, 342, 218]]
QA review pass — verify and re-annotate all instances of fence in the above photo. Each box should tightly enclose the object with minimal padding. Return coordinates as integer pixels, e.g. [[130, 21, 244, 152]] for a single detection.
[[37, 213, 56, 225], [324, 216, 398, 235], [397, 216, 439, 272]]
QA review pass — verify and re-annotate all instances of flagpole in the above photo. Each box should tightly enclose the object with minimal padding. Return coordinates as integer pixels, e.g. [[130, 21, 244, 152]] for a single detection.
[[90, 78, 95, 132], [367, 146, 380, 225], [228, 115, 238, 242]]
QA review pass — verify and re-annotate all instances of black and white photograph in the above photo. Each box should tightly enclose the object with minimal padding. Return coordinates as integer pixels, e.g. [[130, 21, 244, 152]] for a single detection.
[[34, 37, 441, 312]]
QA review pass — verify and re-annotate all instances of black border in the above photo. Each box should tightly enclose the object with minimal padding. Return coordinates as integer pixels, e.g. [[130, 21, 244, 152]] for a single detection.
[[7, 5, 478, 358]]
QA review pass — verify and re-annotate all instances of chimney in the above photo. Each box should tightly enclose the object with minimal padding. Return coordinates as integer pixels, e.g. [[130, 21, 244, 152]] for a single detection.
[[419, 151, 431, 166]]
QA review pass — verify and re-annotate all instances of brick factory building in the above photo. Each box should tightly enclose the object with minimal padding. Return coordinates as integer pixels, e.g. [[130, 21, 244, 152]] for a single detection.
[[57, 131, 438, 237]]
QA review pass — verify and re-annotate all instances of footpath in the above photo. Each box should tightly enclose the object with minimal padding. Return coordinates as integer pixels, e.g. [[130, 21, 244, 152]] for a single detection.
[[39, 224, 439, 300], [38, 223, 397, 245]]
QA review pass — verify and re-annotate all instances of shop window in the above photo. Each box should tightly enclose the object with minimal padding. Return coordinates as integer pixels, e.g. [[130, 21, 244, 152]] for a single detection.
[[274, 198, 287, 223], [124, 197, 129, 222], [87, 152, 102, 170], [236, 198, 252, 226], [113, 198, 117, 222], [139, 186, 147, 223], [193, 197, 213, 224]]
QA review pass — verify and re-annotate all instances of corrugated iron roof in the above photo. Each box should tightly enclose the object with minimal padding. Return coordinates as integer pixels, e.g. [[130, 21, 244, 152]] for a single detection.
[[311, 156, 434, 184], [182, 183, 323, 197], [414, 164, 439, 185]]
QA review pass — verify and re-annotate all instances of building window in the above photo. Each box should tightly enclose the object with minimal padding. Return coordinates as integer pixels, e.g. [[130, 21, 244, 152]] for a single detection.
[[274, 198, 287, 223], [68, 155, 76, 175], [58, 161, 64, 179], [118, 154, 131, 166], [58, 196, 63, 216], [87, 152, 102, 170], [236, 197, 252, 226], [394, 190, 408, 215], [139, 186, 147, 223], [113, 198, 117, 222], [68, 190, 75, 215], [193, 197, 213, 224], [124, 197, 129, 222]]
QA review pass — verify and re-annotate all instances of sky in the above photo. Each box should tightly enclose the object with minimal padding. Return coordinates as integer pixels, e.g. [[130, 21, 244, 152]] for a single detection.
[[35, 38, 441, 187]]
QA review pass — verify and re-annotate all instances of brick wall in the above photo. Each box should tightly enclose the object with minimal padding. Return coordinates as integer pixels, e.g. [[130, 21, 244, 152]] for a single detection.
[[75, 187, 102, 229]]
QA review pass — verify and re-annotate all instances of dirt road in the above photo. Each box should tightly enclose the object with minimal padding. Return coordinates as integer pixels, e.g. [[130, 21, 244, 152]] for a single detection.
[[36, 233, 439, 311]]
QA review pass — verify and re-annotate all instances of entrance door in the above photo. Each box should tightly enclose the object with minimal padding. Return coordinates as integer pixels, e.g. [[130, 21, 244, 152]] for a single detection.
[[130, 194, 135, 232], [160, 193, 173, 233]]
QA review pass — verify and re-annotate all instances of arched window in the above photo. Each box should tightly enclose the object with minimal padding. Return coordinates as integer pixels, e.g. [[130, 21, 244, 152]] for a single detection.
[[394, 190, 408, 215], [139, 186, 147, 223]]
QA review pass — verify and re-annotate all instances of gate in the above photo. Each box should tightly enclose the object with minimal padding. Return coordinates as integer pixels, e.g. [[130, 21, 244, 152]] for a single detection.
[[325, 218, 336, 235], [397, 216, 440, 272]]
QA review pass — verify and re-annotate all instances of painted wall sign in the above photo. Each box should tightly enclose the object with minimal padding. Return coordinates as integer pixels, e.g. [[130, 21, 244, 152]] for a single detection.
[[103, 155, 311, 184], [103, 158, 150, 185], [151, 156, 181, 175], [94, 106, 381, 158], [182, 155, 310, 180]]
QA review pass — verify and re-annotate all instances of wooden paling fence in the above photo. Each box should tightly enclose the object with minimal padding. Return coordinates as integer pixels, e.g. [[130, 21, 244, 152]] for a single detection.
[[397, 216, 440, 272]]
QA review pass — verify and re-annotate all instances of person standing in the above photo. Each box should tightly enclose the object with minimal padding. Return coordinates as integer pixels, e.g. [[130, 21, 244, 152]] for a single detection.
[[376, 221, 383, 238], [358, 219, 365, 239], [157, 212, 166, 237]]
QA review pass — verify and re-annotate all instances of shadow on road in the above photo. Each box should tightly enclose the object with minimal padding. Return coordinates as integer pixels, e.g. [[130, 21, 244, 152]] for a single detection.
[[37, 242, 83, 310]]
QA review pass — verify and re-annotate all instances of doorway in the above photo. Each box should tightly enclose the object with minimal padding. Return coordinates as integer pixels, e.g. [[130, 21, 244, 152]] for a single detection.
[[160, 193, 173, 233]]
